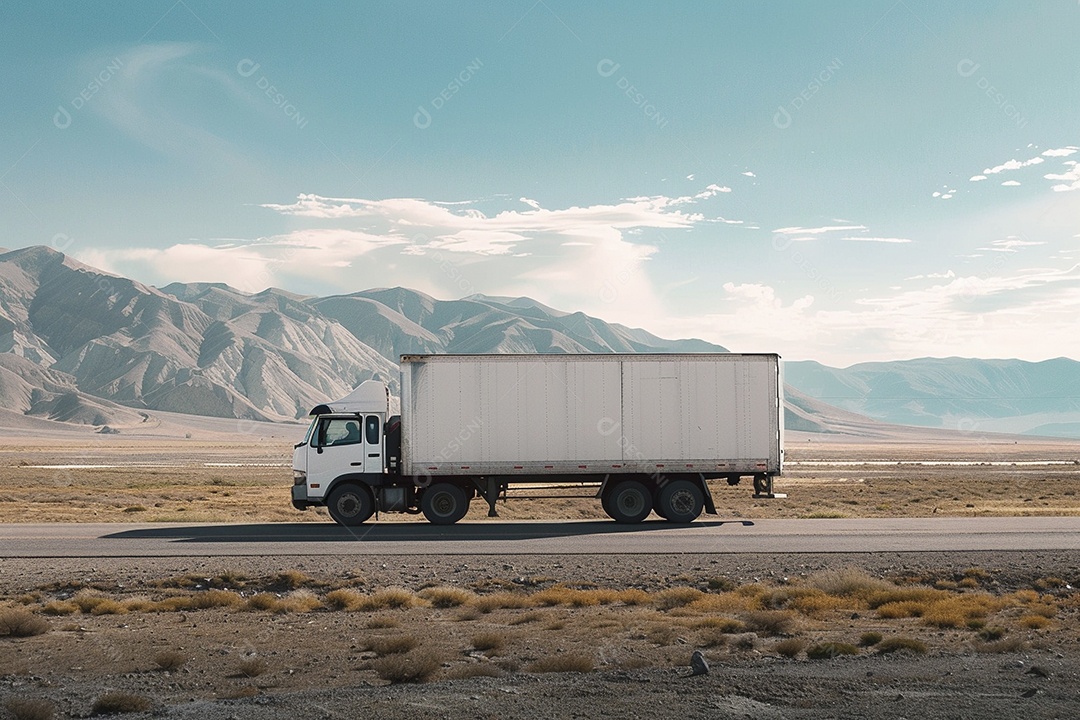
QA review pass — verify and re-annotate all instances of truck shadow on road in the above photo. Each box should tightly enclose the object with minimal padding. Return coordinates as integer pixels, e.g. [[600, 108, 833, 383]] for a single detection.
[[103, 520, 753, 543]]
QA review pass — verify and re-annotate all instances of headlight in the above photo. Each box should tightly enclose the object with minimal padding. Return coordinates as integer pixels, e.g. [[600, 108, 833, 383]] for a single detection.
[[293, 470, 307, 485]]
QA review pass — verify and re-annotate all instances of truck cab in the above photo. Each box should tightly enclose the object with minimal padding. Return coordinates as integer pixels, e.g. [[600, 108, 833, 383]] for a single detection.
[[292, 380, 399, 524]]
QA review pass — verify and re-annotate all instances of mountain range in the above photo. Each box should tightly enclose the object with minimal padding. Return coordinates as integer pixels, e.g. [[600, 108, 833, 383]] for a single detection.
[[0, 246, 726, 426], [2, 245, 1077, 438]]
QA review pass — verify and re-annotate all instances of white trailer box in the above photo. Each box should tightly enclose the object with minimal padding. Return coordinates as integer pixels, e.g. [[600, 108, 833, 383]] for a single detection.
[[399, 354, 783, 478]]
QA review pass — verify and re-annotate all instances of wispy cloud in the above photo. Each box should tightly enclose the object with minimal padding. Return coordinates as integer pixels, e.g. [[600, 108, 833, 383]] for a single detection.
[[842, 236, 913, 244], [773, 224, 867, 235], [983, 156, 1044, 174]]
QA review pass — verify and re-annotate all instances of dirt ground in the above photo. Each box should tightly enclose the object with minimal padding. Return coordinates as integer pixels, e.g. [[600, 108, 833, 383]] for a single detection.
[[2, 429, 1080, 718]]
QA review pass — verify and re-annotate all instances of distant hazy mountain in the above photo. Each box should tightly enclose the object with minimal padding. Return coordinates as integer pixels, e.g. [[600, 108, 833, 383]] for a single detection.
[[784, 358, 1080, 437], [0, 247, 728, 426]]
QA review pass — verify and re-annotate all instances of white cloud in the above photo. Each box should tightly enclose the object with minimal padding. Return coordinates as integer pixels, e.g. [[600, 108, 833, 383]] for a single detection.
[[981, 237, 1045, 253], [969, 175, 987, 181], [1044, 164, 1080, 192], [773, 225, 867, 235], [1042, 147, 1079, 157], [1001, 180, 1021, 186], [519, 197, 541, 210], [841, 236, 913, 244], [741, 171, 756, 177], [983, 156, 1045, 174]]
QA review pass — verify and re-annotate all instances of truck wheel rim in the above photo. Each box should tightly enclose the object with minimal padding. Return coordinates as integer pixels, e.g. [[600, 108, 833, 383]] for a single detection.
[[670, 490, 695, 515], [432, 492, 456, 516]]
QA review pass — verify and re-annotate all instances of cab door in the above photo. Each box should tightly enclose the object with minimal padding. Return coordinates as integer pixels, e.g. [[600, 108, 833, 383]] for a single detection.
[[363, 414, 384, 476], [306, 416, 366, 498]]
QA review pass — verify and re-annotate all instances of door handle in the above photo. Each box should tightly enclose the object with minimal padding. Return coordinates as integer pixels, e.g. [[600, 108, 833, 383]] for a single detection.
[[350, 462, 363, 466]]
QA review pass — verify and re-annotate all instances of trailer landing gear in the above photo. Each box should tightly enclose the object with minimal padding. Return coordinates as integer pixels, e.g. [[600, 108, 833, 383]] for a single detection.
[[752, 473, 787, 499]]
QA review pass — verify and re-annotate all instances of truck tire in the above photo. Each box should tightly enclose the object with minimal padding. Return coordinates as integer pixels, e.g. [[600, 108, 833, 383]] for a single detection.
[[421, 483, 470, 525], [604, 480, 652, 524], [656, 479, 704, 524], [327, 483, 375, 526]]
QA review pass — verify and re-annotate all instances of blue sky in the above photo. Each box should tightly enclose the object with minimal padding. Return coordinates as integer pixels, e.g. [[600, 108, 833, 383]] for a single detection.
[[2, 1, 1078, 365]]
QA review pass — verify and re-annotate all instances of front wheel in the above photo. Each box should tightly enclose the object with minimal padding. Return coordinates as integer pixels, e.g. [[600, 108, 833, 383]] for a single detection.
[[603, 480, 652, 524], [327, 483, 375, 526], [420, 483, 470, 525], [656, 480, 704, 524]]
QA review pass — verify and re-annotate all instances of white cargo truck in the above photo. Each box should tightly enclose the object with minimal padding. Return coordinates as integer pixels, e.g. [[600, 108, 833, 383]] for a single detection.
[[291, 354, 783, 525]]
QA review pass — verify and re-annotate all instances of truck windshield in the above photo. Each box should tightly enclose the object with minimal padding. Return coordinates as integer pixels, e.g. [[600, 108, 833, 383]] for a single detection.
[[300, 418, 317, 447]]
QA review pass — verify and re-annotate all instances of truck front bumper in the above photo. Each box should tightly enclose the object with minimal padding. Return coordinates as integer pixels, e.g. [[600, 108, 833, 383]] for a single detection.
[[291, 485, 309, 511]]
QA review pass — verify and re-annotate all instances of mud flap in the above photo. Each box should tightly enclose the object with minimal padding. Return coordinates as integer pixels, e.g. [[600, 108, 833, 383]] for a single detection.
[[697, 474, 717, 515]]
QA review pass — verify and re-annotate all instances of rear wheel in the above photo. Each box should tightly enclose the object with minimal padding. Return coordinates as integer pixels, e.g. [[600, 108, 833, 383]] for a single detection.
[[603, 480, 652, 524], [326, 483, 375, 526], [656, 479, 704, 523], [421, 483, 470, 525]]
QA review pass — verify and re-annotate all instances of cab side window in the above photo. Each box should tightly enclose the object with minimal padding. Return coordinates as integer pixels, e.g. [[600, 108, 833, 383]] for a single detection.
[[314, 418, 363, 447], [365, 416, 380, 445]]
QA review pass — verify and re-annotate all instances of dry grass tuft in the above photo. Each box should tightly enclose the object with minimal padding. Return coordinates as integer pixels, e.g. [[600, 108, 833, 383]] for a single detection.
[[4, 698, 55, 720], [1019, 615, 1052, 630], [40, 601, 78, 617], [245, 593, 281, 612], [876, 637, 928, 654], [806, 642, 859, 660], [654, 587, 706, 611], [273, 569, 313, 590], [859, 632, 883, 647], [696, 628, 731, 648], [91, 692, 151, 715], [356, 587, 418, 611], [471, 632, 506, 653], [419, 586, 476, 608], [527, 653, 594, 674], [88, 599, 128, 616], [366, 635, 419, 656], [277, 589, 322, 613], [773, 637, 808, 657], [474, 592, 531, 613], [324, 588, 364, 611], [692, 616, 745, 633], [615, 589, 651, 605], [153, 650, 188, 671], [366, 615, 400, 629], [372, 650, 441, 683], [235, 657, 269, 678], [0, 609, 49, 637], [742, 610, 795, 637], [977, 626, 1006, 642]]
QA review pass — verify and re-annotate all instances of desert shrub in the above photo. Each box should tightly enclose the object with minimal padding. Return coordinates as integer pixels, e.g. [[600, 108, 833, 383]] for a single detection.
[[865, 587, 940, 610], [806, 642, 859, 660], [690, 589, 764, 614], [474, 592, 531, 613], [876, 601, 926, 619], [149, 596, 195, 613], [366, 635, 419, 655], [277, 590, 321, 613], [41, 601, 78, 616], [4, 697, 54, 720], [646, 624, 680, 646], [366, 615, 400, 629], [1019, 615, 1052, 630], [471, 632, 505, 653], [443, 663, 504, 680], [72, 593, 110, 613], [707, 576, 737, 592], [742, 610, 795, 637], [419, 586, 476, 608], [372, 650, 440, 683], [0, 609, 49, 637], [89, 599, 128, 616], [526, 653, 594, 673], [692, 616, 745, 633], [732, 634, 756, 651], [876, 637, 928, 654], [357, 588, 417, 611], [978, 626, 1006, 641], [91, 692, 151, 715], [697, 628, 731, 648], [788, 592, 853, 617], [654, 587, 706, 611], [616, 589, 651, 605], [153, 650, 188, 671], [324, 588, 364, 611], [976, 637, 1025, 653], [773, 638, 808, 658], [245, 593, 281, 612], [532, 586, 593, 607], [454, 607, 482, 622], [190, 589, 243, 610], [962, 567, 990, 580], [272, 569, 313, 590], [859, 632, 883, 647], [235, 657, 268, 677], [1026, 603, 1057, 619]]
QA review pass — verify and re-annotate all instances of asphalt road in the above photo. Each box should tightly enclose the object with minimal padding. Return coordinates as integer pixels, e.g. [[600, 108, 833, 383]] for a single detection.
[[0, 517, 1078, 557]]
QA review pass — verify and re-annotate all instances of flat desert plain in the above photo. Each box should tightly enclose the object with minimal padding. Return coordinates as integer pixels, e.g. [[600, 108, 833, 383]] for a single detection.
[[1, 414, 1079, 718]]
